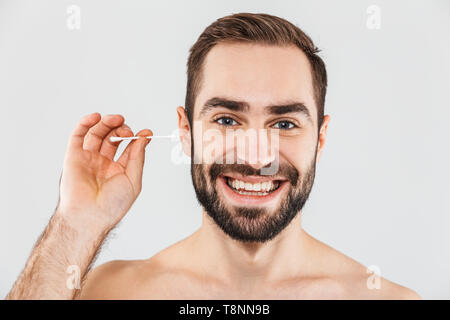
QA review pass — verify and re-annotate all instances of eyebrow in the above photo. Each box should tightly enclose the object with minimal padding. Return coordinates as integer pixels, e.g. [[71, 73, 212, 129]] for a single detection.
[[200, 97, 250, 115], [200, 97, 312, 122], [266, 103, 311, 120]]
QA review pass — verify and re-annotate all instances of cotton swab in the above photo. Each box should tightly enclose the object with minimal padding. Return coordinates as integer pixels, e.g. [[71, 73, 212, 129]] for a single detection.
[[109, 135, 177, 142]]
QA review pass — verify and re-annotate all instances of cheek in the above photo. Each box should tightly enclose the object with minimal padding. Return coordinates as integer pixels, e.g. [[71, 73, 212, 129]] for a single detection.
[[279, 136, 317, 172], [194, 123, 228, 164]]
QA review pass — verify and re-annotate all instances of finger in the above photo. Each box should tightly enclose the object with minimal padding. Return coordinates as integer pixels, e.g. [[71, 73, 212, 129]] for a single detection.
[[99, 124, 134, 160], [118, 129, 152, 194], [83, 114, 124, 152], [117, 128, 152, 167], [66, 113, 101, 155]]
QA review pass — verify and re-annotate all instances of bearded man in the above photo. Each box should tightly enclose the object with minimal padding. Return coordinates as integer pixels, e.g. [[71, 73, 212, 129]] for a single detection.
[[7, 13, 420, 300]]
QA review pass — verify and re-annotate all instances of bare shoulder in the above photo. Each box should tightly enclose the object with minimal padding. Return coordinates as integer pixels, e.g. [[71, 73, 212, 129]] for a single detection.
[[305, 233, 421, 300], [340, 265, 421, 300], [372, 278, 422, 300], [77, 240, 193, 299], [76, 259, 153, 299]]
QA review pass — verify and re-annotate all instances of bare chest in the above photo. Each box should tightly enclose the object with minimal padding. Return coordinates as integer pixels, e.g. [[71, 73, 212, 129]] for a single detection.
[[124, 275, 350, 300]]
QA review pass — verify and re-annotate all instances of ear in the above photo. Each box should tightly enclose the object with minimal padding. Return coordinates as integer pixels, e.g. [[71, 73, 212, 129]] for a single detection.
[[316, 115, 330, 163], [177, 106, 191, 157]]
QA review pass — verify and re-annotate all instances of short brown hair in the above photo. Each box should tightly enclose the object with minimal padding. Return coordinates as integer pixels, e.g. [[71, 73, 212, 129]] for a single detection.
[[185, 12, 327, 129]]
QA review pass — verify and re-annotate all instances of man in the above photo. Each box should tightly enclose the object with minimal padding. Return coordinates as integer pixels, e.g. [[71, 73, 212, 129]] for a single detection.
[[7, 13, 420, 299]]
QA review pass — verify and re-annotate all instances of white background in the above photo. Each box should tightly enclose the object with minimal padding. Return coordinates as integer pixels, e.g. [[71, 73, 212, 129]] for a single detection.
[[1, 0, 449, 299]]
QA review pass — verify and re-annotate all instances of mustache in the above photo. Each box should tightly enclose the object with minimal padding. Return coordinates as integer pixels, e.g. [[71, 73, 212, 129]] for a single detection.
[[208, 162, 300, 187]]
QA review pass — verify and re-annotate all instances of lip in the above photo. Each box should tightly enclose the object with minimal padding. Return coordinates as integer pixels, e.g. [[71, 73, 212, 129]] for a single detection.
[[217, 174, 289, 206]]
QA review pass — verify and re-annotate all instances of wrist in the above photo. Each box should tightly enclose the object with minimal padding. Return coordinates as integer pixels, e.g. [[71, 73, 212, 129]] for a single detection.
[[52, 207, 113, 242]]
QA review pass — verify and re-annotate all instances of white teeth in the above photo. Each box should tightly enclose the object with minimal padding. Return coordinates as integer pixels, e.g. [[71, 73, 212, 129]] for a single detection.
[[226, 177, 280, 195], [261, 182, 268, 192], [236, 190, 269, 196]]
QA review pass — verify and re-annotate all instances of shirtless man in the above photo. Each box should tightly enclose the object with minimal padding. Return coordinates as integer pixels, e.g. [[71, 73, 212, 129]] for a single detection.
[[7, 13, 420, 300]]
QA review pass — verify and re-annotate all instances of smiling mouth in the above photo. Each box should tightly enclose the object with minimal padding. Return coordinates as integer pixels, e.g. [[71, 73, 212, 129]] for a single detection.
[[224, 176, 282, 196]]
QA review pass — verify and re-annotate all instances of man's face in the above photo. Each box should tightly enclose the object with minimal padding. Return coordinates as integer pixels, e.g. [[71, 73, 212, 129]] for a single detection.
[[187, 42, 323, 243]]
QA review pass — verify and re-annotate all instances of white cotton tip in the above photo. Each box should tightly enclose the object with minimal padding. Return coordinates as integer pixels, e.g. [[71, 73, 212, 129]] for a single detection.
[[109, 136, 125, 142]]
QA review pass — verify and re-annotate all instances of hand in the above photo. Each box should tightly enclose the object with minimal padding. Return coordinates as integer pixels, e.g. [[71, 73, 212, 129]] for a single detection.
[[56, 113, 152, 231]]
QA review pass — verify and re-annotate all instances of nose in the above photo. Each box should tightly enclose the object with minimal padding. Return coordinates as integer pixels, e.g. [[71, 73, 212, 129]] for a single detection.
[[233, 128, 279, 171]]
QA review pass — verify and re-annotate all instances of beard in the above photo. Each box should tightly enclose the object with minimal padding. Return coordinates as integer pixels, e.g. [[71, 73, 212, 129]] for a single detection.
[[191, 150, 317, 243]]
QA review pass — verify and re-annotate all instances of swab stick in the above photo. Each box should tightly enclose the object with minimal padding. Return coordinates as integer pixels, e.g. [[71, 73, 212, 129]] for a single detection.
[[109, 135, 177, 142]]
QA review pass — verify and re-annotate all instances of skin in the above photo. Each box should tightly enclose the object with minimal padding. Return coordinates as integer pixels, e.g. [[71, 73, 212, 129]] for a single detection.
[[7, 42, 421, 300]]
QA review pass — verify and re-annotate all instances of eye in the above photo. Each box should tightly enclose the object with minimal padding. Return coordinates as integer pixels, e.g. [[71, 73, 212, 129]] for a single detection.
[[216, 117, 239, 126], [273, 120, 296, 130]]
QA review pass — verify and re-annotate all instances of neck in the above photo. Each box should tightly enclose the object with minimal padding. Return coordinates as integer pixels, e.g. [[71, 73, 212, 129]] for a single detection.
[[190, 210, 311, 284]]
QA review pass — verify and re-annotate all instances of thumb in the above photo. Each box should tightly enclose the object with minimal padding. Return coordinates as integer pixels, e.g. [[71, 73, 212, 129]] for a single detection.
[[125, 128, 152, 195]]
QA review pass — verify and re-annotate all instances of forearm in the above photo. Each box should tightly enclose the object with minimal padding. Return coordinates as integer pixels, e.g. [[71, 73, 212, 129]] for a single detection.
[[6, 210, 110, 300]]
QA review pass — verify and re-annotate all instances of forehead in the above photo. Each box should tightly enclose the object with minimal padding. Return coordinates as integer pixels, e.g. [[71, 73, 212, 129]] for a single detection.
[[195, 42, 316, 119]]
